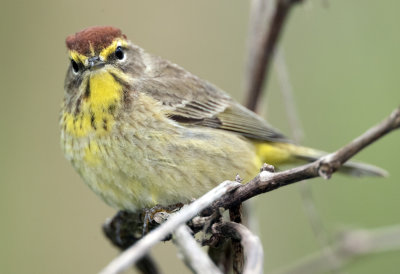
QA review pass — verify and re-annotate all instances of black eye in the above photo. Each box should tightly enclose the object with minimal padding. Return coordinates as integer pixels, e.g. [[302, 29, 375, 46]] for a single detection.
[[71, 59, 79, 73], [115, 46, 124, 60]]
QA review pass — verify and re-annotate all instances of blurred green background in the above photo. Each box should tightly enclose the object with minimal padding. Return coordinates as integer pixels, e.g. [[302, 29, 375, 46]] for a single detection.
[[1, 0, 399, 273]]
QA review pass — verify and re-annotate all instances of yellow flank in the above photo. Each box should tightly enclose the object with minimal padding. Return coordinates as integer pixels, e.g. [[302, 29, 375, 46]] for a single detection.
[[254, 142, 293, 166], [100, 39, 128, 60], [83, 140, 101, 166], [63, 112, 91, 137], [63, 70, 123, 138]]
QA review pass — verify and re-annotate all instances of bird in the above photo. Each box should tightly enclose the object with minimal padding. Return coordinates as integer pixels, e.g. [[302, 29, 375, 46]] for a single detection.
[[60, 26, 386, 213]]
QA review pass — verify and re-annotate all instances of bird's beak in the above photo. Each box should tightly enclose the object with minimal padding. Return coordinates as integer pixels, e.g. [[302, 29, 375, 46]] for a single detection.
[[88, 56, 105, 70]]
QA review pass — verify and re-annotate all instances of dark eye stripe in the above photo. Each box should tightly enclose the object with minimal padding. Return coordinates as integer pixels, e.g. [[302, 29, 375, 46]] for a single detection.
[[71, 59, 79, 73]]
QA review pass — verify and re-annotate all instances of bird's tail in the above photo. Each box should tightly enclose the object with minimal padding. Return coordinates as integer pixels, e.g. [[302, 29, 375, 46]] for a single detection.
[[254, 142, 388, 177]]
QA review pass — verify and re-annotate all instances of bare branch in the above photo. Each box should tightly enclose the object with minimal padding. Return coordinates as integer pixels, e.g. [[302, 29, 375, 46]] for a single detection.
[[207, 107, 400, 212], [271, 225, 400, 274], [214, 221, 264, 274], [244, 0, 304, 111], [99, 181, 240, 274], [173, 225, 222, 274], [318, 107, 400, 177]]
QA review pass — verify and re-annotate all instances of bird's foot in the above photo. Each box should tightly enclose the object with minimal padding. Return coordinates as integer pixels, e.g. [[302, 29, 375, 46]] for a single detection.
[[141, 203, 184, 236]]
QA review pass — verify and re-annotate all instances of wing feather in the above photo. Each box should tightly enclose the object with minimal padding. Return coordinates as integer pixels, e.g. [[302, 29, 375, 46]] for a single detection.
[[132, 55, 290, 143]]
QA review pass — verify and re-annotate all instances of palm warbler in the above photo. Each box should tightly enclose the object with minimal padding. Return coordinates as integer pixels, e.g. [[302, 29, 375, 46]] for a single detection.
[[60, 26, 385, 212]]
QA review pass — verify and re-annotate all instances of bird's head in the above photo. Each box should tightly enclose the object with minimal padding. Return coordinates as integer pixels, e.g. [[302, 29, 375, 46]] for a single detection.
[[66, 26, 130, 72], [65, 26, 147, 85], [62, 26, 144, 136]]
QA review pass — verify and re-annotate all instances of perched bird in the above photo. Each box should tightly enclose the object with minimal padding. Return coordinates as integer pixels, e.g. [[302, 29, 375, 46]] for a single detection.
[[60, 26, 385, 212]]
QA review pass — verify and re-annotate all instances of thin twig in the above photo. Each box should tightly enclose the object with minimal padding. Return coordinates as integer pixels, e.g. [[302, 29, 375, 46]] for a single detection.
[[245, 0, 304, 111], [214, 221, 264, 274], [271, 225, 400, 274], [99, 181, 240, 274], [173, 225, 222, 274]]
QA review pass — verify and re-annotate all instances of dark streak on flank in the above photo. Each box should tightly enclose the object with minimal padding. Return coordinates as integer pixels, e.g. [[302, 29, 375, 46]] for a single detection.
[[84, 78, 91, 99], [90, 113, 96, 130], [123, 89, 132, 109], [73, 116, 77, 131], [74, 96, 82, 115], [108, 104, 116, 115], [103, 118, 108, 131]]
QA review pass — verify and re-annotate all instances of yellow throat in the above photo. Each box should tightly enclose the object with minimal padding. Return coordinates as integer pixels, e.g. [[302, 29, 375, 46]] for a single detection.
[[63, 70, 122, 138]]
